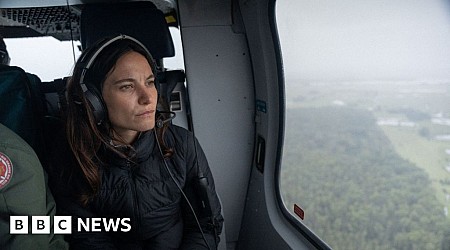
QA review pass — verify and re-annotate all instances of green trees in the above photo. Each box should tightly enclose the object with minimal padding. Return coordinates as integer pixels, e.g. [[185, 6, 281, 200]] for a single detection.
[[281, 107, 450, 250]]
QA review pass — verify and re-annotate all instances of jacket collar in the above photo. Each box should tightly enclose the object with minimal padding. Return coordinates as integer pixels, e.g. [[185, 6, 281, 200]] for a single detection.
[[132, 130, 155, 162], [105, 130, 156, 165]]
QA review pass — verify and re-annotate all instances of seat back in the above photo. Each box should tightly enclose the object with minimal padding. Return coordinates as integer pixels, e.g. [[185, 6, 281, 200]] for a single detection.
[[0, 65, 46, 162], [80, 1, 174, 59]]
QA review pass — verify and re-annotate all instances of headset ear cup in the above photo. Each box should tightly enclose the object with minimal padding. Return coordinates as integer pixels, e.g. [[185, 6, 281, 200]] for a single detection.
[[76, 35, 154, 126], [84, 83, 107, 125]]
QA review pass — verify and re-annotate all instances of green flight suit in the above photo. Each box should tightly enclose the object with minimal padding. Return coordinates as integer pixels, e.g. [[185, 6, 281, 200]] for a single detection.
[[0, 123, 68, 250]]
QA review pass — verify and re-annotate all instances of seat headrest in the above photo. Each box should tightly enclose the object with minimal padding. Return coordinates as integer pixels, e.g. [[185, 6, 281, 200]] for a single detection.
[[80, 1, 175, 59]]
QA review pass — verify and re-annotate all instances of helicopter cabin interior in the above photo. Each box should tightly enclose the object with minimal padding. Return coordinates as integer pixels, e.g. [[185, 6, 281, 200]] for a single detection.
[[0, 0, 329, 249]]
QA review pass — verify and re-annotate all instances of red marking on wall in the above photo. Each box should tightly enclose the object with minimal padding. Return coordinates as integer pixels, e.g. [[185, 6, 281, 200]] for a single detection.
[[294, 204, 304, 220]]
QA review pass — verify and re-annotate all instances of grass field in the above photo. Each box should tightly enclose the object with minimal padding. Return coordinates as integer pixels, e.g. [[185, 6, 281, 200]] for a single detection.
[[380, 126, 450, 206]]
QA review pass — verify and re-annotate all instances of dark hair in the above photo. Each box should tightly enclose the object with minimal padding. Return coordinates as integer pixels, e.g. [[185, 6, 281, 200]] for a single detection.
[[66, 35, 172, 204], [0, 35, 10, 65]]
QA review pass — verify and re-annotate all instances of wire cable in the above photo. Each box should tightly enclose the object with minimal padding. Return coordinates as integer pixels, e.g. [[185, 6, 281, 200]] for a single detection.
[[65, 0, 77, 63], [153, 129, 212, 250]]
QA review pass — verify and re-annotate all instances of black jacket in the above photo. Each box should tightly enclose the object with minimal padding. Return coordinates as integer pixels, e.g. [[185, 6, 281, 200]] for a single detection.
[[48, 125, 223, 250]]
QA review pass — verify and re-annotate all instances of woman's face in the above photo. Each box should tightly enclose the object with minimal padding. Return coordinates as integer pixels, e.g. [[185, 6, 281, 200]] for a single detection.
[[102, 51, 157, 144]]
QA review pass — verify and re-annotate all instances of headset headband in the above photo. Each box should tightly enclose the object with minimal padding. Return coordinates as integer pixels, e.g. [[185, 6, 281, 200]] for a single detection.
[[79, 34, 152, 91], [77, 34, 153, 125]]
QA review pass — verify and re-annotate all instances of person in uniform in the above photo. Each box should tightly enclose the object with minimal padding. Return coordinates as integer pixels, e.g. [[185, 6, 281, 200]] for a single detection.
[[0, 123, 68, 250]]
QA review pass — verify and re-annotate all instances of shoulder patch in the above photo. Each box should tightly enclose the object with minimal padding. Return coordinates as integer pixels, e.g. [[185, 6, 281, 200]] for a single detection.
[[0, 152, 13, 189]]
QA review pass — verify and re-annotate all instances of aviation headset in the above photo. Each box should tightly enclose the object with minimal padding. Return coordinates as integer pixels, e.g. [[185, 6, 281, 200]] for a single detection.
[[77, 34, 155, 125]]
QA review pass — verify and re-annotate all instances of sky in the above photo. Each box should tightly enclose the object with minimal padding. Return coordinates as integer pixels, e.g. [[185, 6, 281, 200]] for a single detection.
[[4, 0, 450, 82], [276, 0, 450, 81], [7, 37, 81, 81]]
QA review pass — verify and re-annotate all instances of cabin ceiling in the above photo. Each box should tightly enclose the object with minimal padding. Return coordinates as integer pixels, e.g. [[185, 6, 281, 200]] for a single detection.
[[0, 6, 82, 40], [0, 0, 176, 41]]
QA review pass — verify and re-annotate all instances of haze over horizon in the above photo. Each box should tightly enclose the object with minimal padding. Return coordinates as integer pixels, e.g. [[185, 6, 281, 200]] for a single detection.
[[276, 0, 450, 82]]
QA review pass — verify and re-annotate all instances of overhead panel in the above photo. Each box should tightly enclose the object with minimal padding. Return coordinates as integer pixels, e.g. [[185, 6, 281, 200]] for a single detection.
[[0, 6, 80, 40]]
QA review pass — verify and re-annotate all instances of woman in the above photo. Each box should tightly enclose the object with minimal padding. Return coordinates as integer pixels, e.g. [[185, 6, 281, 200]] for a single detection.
[[48, 35, 223, 250]]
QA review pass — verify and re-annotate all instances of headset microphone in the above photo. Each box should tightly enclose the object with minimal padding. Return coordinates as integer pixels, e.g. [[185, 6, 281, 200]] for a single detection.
[[156, 111, 176, 128]]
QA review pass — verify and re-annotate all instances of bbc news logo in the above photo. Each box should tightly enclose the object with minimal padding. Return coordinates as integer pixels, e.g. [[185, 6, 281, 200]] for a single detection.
[[10, 216, 131, 234]]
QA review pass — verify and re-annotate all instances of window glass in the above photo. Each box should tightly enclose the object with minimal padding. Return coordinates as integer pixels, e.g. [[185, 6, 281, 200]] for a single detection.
[[165, 27, 185, 70], [5, 27, 183, 82], [277, 1, 450, 249], [6, 36, 81, 81]]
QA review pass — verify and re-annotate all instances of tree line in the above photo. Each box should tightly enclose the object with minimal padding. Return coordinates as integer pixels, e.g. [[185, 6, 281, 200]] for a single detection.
[[281, 106, 450, 250]]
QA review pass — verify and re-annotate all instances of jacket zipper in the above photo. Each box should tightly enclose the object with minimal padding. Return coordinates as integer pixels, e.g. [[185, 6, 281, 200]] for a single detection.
[[128, 160, 141, 238]]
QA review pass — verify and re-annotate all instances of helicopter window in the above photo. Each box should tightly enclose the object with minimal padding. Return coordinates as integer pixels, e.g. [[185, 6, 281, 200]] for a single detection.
[[5, 27, 184, 82], [165, 27, 185, 70], [5, 36, 81, 81], [277, 1, 450, 249]]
